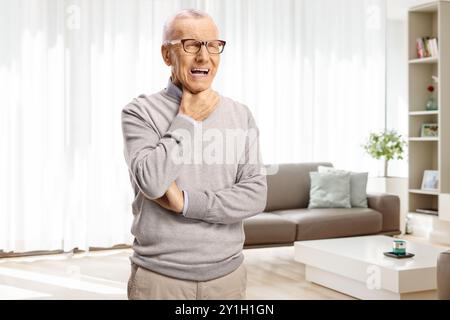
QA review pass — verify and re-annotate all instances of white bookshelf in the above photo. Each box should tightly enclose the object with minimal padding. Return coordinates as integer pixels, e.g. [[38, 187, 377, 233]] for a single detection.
[[408, 1, 450, 222]]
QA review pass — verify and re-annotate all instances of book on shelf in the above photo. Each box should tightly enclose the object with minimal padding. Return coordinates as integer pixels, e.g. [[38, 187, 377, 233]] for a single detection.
[[416, 37, 425, 58], [416, 37, 439, 58], [416, 208, 438, 215]]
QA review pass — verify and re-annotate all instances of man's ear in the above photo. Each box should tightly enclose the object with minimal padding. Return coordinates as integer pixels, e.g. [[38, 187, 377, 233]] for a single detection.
[[161, 45, 172, 66]]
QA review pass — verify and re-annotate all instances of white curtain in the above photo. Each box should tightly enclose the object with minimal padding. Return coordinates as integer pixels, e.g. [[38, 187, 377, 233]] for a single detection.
[[0, 0, 386, 253]]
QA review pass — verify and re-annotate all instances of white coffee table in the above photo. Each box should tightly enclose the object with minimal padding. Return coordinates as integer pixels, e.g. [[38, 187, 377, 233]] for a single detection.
[[294, 235, 444, 300]]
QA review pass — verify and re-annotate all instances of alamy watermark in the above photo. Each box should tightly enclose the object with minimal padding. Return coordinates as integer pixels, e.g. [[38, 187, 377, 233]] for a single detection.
[[165, 125, 278, 175], [366, 265, 381, 290]]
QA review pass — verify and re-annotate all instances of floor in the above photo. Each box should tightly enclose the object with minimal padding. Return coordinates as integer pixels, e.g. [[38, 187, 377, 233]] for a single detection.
[[0, 245, 352, 300], [2, 235, 447, 300]]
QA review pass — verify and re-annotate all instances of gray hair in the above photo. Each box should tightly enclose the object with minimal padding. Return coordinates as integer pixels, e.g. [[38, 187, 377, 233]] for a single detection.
[[162, 9, 213, 43]]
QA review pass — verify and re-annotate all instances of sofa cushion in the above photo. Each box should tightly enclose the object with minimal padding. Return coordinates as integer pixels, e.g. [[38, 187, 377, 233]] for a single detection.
[[318, 166, 368, 208], [264, 162, 333, 212], [274, 208, 382, 240], [243, 213, 297, 246], [308, 171, 351, 208]]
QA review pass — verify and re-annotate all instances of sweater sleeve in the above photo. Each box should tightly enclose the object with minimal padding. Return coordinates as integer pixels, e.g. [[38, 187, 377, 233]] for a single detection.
[[183, 109, 268, 224], [121, 102, 195, 199]]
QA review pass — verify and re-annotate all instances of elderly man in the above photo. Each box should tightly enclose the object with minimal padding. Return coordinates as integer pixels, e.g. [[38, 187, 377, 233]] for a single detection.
[[121, 9, 267, 300]]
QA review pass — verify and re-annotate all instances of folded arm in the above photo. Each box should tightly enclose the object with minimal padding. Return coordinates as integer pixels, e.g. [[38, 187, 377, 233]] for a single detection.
[[183, 111, 267, 224]]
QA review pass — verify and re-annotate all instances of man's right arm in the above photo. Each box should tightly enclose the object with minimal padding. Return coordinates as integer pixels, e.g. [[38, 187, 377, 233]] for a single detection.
[[121, 102, 195, 199]]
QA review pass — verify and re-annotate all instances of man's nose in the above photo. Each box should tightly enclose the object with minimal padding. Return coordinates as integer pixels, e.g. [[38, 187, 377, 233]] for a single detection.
[[195, 45, 209, 62]]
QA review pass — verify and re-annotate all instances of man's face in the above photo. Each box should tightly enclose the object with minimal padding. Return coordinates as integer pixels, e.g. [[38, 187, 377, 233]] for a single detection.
[[162, 17, 221, 94]]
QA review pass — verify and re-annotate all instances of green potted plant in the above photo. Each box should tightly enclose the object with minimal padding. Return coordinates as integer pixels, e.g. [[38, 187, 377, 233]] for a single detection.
[[363, 130, 408, 234], [363, 130, 407, 177]]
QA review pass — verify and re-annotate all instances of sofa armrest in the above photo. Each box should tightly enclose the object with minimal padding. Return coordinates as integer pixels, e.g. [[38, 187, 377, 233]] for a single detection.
[[367, 192, 400, 233]]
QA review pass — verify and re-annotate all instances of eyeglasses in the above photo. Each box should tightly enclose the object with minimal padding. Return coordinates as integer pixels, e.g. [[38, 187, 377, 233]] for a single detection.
[[165, 39, 226, 54]]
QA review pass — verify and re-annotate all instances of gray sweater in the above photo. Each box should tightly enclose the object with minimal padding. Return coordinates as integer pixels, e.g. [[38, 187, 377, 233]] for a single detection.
[[121, 81, 267, 281]]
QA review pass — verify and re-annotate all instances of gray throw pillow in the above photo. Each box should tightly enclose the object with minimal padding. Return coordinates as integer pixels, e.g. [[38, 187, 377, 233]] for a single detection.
[[318, 166, 368, 208], [308, 171, 351, 208]]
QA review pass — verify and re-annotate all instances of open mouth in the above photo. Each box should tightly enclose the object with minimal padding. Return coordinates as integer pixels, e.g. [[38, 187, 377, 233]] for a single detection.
[[190, 68, 210, 76]]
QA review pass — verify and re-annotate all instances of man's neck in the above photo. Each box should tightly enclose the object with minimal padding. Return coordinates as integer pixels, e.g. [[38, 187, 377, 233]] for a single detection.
[[170, 77, 183, 92]]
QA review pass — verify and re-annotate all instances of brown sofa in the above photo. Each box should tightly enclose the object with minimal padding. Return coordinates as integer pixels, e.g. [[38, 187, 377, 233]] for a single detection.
[[243, 163, 401, 248]]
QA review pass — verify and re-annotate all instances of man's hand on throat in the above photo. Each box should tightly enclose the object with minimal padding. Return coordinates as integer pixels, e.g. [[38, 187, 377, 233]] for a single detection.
[[179, 87, 219, 121]]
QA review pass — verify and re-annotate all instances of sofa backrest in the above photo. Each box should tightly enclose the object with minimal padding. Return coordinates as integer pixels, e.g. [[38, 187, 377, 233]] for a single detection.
[[264, 162, 333, 212]]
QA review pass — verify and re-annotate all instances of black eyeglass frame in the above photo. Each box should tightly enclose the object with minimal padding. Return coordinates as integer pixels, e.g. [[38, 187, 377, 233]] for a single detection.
[[166, 39, 227, 54]]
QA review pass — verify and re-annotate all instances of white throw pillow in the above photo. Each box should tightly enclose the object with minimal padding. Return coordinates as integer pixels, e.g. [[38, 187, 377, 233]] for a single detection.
[[318, 166, 368, 208], [308, 171, 351, 208]]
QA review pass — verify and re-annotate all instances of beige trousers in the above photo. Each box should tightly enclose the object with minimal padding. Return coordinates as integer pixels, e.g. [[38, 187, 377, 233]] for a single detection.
[[127, 263, 247, 300]]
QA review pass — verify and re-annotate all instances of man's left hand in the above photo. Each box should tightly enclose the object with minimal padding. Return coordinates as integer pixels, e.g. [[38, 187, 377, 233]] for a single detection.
[[153, 181, 184, 214]]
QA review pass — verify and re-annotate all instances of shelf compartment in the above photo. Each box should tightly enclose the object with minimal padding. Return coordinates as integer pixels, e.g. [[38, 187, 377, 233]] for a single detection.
[[408, 142, 438, 190], [409, 112, 438, 138], [408, 7, 438, 60], [408, 63, 439, 112], [409, 192, 438, 215]]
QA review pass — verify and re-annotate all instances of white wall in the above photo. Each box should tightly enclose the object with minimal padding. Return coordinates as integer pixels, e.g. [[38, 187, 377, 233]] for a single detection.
[[386, 19, 408, 177]]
